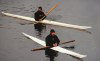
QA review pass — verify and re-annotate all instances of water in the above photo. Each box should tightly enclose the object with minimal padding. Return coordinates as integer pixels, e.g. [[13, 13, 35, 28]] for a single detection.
[[0, 0, 100, 61]]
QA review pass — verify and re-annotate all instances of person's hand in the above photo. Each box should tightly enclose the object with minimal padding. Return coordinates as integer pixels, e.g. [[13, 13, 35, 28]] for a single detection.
[[53, 43, 57, 47], [39, 19, 42, 21]]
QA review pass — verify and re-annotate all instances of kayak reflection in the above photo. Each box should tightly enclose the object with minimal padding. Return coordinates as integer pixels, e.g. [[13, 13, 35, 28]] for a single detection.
[[45, 48, 58, 61], [34, 23, 46, 37]]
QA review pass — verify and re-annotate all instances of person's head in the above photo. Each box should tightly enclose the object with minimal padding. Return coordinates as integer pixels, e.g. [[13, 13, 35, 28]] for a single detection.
[[50, 29, 56, 36], [38, 6, 42, 11]]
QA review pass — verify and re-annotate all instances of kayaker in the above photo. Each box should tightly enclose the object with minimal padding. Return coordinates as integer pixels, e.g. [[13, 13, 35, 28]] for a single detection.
[[45, 29, 60, 47], [45, 29, 60, 61], [34, 6, 46, 21]]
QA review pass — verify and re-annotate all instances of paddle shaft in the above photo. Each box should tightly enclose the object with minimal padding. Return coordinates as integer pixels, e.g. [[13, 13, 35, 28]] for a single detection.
[[60, 40, 75, 45], [46, 2, 61, 15], [40, 2, 61, 20], [31, 40, 75, 51]]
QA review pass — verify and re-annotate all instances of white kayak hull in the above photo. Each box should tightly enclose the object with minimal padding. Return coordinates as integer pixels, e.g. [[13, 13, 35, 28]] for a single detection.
[[22, 32, 87, 58], [2, 12, 91, 30]]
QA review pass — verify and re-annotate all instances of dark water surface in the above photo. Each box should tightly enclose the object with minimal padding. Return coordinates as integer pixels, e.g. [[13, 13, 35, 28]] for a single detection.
[[0, 0, 100, 61]]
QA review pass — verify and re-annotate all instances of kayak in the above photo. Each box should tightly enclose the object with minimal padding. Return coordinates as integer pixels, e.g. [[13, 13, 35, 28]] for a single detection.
[[22, 32, 87, 58], [2, 12, 92, 32]]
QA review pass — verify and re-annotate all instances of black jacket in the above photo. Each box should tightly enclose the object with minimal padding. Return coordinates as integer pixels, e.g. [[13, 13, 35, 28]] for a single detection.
[[34, 10, 46, 21], [45, 34, 60, 47]]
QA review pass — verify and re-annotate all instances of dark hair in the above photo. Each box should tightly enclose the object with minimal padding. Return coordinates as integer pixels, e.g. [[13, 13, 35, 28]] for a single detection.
[[38, 6, 42, 10], [50, 29, 55, 33]]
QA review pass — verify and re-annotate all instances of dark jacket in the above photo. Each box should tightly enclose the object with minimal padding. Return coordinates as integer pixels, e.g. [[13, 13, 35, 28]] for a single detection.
[[34, 10, 46, 21], [45, 34, 60, 47]]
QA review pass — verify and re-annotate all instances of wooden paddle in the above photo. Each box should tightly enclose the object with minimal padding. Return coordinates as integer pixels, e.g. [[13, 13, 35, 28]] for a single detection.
[[40, 2, 61, 21], [46, 2, 61, 16], [31, 40, 75, 51]]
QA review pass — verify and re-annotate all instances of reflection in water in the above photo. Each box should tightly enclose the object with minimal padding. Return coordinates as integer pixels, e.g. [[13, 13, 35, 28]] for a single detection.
[[44, 45, 84, 61], [45, 48, 58, 61], [34, 23, 46, 37]]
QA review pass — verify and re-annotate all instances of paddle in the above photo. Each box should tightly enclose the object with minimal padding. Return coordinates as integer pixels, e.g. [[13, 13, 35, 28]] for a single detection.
[[46, 2, 61, 16], [31, 40, 75, 51], [39, 2, 61, 21]]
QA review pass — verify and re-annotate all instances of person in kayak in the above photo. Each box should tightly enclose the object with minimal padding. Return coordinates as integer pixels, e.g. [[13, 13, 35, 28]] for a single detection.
[[34, 6, 46, 21], [45, 29, 60, 47], [45, 29, 60, 61]]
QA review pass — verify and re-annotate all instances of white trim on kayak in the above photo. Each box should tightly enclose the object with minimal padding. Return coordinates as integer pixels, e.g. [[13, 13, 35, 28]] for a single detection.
[[22, 32, 87, 58], [2, 12, 91, 30]]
